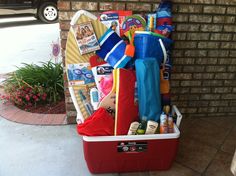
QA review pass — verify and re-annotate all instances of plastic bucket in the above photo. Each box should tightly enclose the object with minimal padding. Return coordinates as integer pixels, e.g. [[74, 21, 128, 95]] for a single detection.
[[134, 31, 173, 66]]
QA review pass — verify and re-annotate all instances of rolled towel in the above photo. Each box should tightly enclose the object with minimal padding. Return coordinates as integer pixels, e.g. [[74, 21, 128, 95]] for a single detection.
[[96, 28, 131, 68]]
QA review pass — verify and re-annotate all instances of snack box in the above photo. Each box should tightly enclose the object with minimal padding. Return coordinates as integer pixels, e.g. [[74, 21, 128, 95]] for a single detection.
[[82, 105, 182, 174]]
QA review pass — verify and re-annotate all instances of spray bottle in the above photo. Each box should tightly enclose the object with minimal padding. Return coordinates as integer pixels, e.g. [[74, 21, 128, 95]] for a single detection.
[[90, 88, 99, 110], [160, 112, 168, 134]]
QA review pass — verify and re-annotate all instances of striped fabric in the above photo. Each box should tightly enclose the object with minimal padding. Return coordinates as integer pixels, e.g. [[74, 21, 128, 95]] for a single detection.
[[96, 29, 131, 69]]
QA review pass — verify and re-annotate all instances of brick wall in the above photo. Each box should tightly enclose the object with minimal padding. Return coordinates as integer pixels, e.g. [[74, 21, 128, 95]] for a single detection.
[[58, 0, 236, 123]]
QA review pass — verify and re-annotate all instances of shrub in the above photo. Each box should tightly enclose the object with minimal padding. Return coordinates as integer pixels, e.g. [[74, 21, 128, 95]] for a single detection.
[[3, 61, 64, 109]]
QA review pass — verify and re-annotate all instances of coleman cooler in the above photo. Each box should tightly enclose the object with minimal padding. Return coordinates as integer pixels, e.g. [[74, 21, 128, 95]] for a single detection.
[[82, 105, 182, 174]]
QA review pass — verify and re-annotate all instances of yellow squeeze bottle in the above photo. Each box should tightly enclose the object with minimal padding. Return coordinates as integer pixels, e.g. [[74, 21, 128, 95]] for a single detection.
[[149, 16, 154, 32]]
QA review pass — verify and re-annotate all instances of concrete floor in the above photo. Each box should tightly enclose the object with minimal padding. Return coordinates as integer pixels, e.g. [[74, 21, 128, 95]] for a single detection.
[[0, 117, 94, 176], [0, 116, 235, 176]]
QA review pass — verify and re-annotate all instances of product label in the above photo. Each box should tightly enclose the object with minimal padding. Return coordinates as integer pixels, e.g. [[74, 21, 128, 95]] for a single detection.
[[67, 63, 95, 86], [117, 142, 147, 153], [96, 66, 113, 75], [100, 13, 120, 36]]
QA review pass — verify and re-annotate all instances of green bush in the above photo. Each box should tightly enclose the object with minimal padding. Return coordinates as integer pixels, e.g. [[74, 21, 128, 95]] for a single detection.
[[4, 61, 64, 108]]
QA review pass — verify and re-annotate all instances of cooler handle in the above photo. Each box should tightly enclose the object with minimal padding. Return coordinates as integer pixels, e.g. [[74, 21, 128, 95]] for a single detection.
[[172, 105, 182, 128]]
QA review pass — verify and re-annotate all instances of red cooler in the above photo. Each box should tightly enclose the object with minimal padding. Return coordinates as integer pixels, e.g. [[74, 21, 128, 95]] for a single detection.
[[82, 105, 182, 174]]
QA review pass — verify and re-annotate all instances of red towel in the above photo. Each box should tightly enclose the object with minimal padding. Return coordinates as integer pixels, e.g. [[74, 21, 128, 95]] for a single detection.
[[77, 108, 114, 136], [114, 69, 139, 135]]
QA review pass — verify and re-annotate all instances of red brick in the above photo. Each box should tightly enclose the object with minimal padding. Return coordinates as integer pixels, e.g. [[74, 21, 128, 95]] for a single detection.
[[59, 11, 75, 21], [126, 3, 151, 12], [71, 2, 98, 11], [58, 1, 71, 11], [99, 2, 125, 11], [60, 31, 68, 40], [60, 21, 70, 31], [60, 39, 67, 49]]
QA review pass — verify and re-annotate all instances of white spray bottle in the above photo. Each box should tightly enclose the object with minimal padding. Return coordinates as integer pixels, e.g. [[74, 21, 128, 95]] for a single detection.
[[90, 88, 99, 110]]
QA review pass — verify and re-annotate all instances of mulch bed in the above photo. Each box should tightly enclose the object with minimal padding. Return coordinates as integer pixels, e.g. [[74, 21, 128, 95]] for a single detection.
[[17, 99, 66, 114]]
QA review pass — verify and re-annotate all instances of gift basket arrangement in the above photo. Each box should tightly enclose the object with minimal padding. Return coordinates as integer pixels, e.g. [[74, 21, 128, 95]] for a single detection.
[[65, 0, 182, 173]]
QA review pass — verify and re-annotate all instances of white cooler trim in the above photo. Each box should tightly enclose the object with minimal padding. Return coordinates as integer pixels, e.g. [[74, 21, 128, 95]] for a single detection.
[[83, 124, 180, 142]]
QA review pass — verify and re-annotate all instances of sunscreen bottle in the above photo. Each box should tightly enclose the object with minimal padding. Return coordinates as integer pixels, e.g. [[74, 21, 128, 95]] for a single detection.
[[90, 88, 99, 110], [127, 121, 140, 135], [149, 16, 154, 32], [160, 112, 168, 134], [145, 120, 159, 134]]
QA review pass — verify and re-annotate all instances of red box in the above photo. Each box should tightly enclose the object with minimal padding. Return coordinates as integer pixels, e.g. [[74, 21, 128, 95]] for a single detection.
[[82, 125, 180, 174]]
